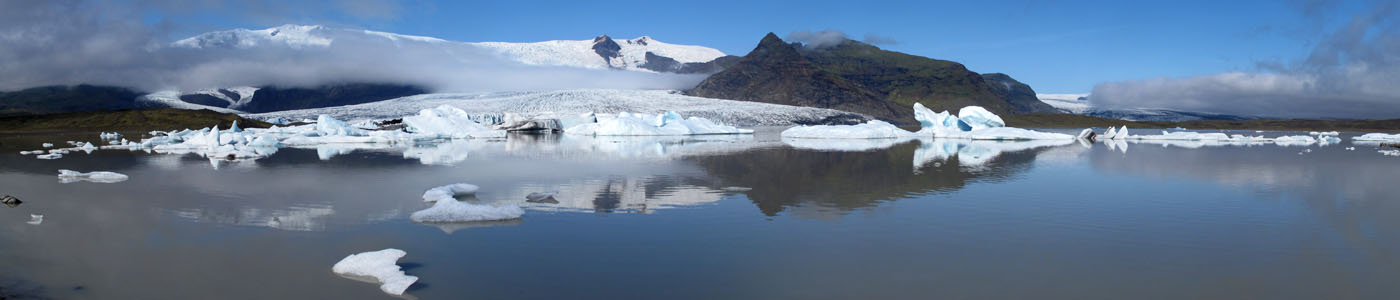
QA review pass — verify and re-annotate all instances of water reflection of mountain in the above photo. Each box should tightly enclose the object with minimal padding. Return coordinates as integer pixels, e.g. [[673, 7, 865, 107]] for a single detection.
[[692, 140, 1068, 216]]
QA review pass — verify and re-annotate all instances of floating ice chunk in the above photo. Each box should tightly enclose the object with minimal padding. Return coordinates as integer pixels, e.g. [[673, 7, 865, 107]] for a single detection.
[[1273, 135, 1317, 146], [1381, 149, 1400, 157], [36, 153, 62, 160], [421, 183, 480, 202], [331, 249, 419, 296], [78, 142, 98, 151], [955, 106, 1005, 131], [1308, 131, 1339, 136], [41, 143, 53, 148], [1354, 133, 1400, 143], [2, 195, 20, 208], [402, 105, 505, 139], [525, 191, 559, 203], [100, 132, 121, 139], [410, 198, 525, 223], [782, 120, 916, 139], [1100, 126, 1118, 140], [1319, 136, 1341, 145], [1077, 128, 1095, 140], [28, 214, 43, 225], [57, 169, 129, 183], [316, 115, 369, 136]]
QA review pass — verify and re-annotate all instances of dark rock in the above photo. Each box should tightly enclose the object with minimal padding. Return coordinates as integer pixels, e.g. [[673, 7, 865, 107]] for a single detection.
[[591, 35, 622, 67], [2, 195, 20, 208], [525, 192, 559, 204], [178, 94, 230, 107]]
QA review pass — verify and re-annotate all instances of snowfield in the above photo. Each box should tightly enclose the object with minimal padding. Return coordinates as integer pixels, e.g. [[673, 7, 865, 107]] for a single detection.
[[174, 24, 726, 72], [248, 89, 866, 127]]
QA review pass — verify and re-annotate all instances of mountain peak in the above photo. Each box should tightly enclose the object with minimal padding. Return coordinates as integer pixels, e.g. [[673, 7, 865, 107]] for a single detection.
[[759, 32, 783, 45]]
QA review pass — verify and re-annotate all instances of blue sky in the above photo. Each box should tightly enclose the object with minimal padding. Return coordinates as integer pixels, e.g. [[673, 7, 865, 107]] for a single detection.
[[152, 0, 1366, 94]]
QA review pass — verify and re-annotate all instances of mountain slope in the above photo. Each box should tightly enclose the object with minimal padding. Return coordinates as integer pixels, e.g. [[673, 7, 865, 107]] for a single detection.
[[0, 85, 151, 117], [688, 33, 1059, 125], [687, 33, 910, 124]]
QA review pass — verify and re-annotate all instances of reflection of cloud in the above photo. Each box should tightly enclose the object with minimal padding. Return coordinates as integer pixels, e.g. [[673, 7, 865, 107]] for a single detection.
[[914, 139, 1075, 171]]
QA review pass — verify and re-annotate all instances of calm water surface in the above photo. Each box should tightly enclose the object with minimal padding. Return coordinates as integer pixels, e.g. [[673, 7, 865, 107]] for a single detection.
[[1, 129, 1398, 299]]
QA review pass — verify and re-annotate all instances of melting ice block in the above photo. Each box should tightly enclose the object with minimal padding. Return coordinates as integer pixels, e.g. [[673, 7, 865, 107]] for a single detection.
[[421, 183, 480, 202], [332, 249, 418, 296]]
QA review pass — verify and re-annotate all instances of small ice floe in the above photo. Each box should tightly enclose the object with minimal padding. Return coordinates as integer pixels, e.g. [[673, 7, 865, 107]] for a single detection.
[[1355, 133, 1400, 143], [564, 111, 753, 136], [41, 143, 53, 148], [525, 191, 559, 204], [783, 103, 1071, 140], [28, 214, 43, 225], [722, 186, 753, 192], [2, 195, 21, 208], [99, 132, 122, 139], [1309, 131, 1340, 136], [57, 169, 129, 183], [35, 153, 62, 160], [19, 150, 45, 155], [421, 183, 479, 202], [1381, 150, 1400, 157], [332, 249, 418, 296], [412, 183, 523, 223], [1346, 147, 1356, 151]]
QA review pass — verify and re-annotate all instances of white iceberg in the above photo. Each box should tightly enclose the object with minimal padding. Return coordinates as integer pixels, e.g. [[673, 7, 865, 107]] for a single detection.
[[41, 143, 53, 148], [36, 153, 62, 160], [402, 105, 506, 139], [955, 106, 1006, 131], [409, 198, 525, 223], [781, 120, 916, 139], [1273, 135, 1317, 146], [783, 103, 1070, 140], [1381, 149, 1400, 157], [1309, 131, 1340, 136], [1355, 133, 1400, 143], [564, 111, 753, 136], [57, 169, 129, 183], [331, 249, 418, 296], [315, 114, 369, 136], [421, 183, 480, 202]]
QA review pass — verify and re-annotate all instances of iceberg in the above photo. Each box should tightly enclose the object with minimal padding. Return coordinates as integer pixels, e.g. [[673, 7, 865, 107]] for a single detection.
[[409, 198, 525, 223], [41, 143, 53, 148], [783, 103, 1071, 140], [1273, 135, 1317, 146], [412, 183, 524, 223], [57, 169, 129, 183], [36, 153, 62, 160], [1381, 149, 1400, 157], [781, 120, 916, 139], [331, 249, 418, 296], [564, 111, 753, 136], [955, 106, 1006, 131], [421, 183, 480, 202], [402, 105, 506, 139], [1309, 131, 1340, 136], [1355, 133, 1400, 143], [315, 114, 369, 136]]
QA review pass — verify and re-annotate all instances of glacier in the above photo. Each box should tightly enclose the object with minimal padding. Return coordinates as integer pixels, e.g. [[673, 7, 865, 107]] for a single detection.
[[331, 249, 419, 296]]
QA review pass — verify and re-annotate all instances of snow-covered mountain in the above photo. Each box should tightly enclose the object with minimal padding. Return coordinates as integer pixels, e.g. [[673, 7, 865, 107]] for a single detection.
[[1038, 93, 1254, 122], [172, 24, 730, 73]]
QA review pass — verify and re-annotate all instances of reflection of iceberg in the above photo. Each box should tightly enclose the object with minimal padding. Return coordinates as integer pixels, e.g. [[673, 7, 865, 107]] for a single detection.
[[914, 139, 1076, 170], [57, 169, 129, 183], [506, 179, 725, 213], [423, 218, 523, 235], [783, 137, 917, 151], [165, 204, 337, 232]]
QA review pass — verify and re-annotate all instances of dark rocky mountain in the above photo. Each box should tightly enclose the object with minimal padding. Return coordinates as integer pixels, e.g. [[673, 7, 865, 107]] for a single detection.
[[639, 52, 741, 74], [687, 33, 912, 124], [231, 84, 427, 113], [0, 85, 151, 117], [688, 33, 1059, 125]]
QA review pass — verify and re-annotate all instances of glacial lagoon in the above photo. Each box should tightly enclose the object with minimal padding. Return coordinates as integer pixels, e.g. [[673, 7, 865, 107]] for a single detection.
[[2, 128, 1399, 299]]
